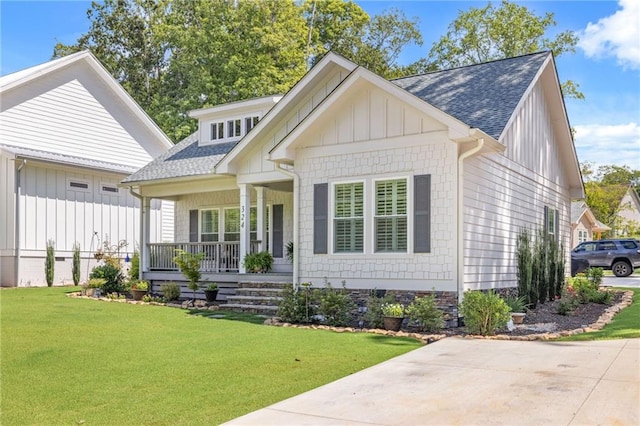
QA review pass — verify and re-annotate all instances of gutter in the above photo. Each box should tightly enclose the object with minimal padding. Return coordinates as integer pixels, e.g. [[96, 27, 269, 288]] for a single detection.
[[275, 162, 300, 289], [457, 139, 484, 304], [14, 159, 26, 286]]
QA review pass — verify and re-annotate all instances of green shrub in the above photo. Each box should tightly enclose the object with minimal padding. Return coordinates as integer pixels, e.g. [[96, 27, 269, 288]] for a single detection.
[[129, 251, 140, 281], [72, 243, 81, 286], [243, 251, 274, 273], [381, 303, 404, 318], [406, 294, 443, 332], [557, 300, 575, 316], [570, 274, 598, 304], [132, 280, 149, 291], [590, 290, 613, 304], [364, 293, 396, 329], [161, 282, 181, 301], [278, 283, 316, 324], [45, 239, 55, 287], [89, 263, 125, 294], [460, 290, 511, 336], [87, 278, 106, 289], [317, 282, 355, 327], [516, 228, 534, 307], [585, 267, 604, 287], [503, 294, 528, 313]]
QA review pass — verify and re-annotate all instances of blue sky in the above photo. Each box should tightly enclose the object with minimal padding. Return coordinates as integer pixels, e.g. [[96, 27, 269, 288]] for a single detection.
[[1, 0, 638, 170]]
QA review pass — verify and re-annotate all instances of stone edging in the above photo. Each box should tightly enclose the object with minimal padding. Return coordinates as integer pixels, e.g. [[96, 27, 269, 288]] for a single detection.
[[67, 289, 634, 343], [266, 290, 635, 343]]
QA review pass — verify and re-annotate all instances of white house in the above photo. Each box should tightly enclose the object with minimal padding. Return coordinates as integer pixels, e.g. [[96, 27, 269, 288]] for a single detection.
[[122, 51, 583, 308], [570, 200, 610, 247], [0, 51, 174, 287], [615, 186, 640, 236]]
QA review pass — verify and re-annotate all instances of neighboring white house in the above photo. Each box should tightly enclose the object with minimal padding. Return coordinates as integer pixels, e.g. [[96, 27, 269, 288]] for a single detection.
[[615, 186, 640, 237], [0, 51, 174, 287], [570, 200, 611, 247], [122, 51, 583, 307]]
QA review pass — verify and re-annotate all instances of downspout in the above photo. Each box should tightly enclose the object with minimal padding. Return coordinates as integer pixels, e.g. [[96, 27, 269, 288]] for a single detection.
[[14, 158, 26, 286], [457, 139, 484, 305], [275, 162, 299, 289], [128, 186, 144, 281]]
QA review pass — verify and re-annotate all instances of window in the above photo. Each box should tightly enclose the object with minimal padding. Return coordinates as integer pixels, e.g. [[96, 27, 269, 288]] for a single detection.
[[334, 182, 364, 253], [245, 116, 259, 133], [621, 240, 638, 249], [227, 119, 241, 138], [547, 209, 556, 235], [224, 208, 240, 241], [210, 122, 224, 140], [578, 230, 588, 243], [250, 207, 257, 241], [375, 179, 407, 252], [201, 209, 219, 242]]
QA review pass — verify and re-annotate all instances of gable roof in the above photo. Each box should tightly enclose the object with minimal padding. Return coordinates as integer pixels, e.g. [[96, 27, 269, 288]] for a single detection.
[[1, 50, 173, 154], [571, 200, 611, 232], [392, 52, 549, 141]]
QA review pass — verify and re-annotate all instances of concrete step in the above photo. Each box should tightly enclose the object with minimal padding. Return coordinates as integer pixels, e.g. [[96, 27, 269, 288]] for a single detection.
[[226, 295, 282, 306], [236, 288, 286, 297], [237, 282, 291, 290], [223, 303, 279, 315]]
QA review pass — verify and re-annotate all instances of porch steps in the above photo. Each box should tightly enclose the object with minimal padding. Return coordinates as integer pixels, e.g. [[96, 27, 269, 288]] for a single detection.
[[223, 282, 290, 315]]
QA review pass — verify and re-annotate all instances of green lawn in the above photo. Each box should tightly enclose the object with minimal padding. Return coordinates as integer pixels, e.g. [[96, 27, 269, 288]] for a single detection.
[[558, 287, 640, 341], [1, 287, 421, 425]]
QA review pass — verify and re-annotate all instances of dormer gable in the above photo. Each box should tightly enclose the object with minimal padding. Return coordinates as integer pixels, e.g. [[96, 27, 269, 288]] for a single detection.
[[189, 96, 282, 147]]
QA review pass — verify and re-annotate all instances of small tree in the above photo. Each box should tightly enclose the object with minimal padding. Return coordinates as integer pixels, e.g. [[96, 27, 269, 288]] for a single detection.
[[45, 239, 55, 287], [72, 242, 81, 286], [173, 249, 204, 301]]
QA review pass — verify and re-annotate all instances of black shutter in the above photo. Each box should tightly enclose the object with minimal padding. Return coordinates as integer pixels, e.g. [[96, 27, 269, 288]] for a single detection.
[[544, 206, 549, 234], [414, 175, 431, 253], [272, 204, 283, 258], [189, 210, 199, 242], [555, 209, 560, 243], [314, 183, 328, 254]]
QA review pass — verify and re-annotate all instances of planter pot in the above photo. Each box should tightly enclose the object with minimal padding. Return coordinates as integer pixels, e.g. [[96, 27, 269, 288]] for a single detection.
[[383, 316, 404, 332], [511, 312, 526, 325], [204, 289, 218, 303], [131, 289, 147, 301]]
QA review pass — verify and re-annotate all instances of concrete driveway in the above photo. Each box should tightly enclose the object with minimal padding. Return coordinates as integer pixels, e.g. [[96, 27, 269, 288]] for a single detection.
[[225, 338, 639, 425], [603, 274, 640, 288]]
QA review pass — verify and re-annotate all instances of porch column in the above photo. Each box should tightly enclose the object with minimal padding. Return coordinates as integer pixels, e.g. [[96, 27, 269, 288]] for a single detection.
[[140, 196, 151, 275], [255, 186, 266, 252], [239, 184, 252, 273]]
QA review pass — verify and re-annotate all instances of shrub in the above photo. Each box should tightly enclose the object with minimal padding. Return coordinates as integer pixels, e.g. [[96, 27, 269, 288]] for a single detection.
[[132, 280, 149, 291], [516, 228, 534, 307], [206, 283, 218, 291], [503, 294, 528, 313], [129, 251, 140, 281], [557, 300, 575, 316], [278, 283, 316, 324], [590, 289, 613, 304], [173, 249, 204, 300], [570, 274, 599, 304], [45, 239, 55, 287], [406, 294, 443, 332], [585, 267, 604, 287], [72, 242, 81, 286], [460, 290, 511, 336], [364, 293, 396, 329], [89, 263, 125, 294], [87, 278, 106, 289], [317, 282, 355, 327], [161, 282, 181, 301], [243, 251, 274, 273]]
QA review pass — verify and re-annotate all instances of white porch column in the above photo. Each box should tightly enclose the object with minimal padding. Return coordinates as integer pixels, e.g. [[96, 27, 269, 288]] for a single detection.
[[255, 186, 266, 252], [140, 196, 151, 275], [239, 184, 252, 273]]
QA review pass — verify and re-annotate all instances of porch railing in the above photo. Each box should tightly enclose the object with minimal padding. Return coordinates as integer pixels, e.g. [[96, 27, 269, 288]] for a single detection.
[[148, 241, 261, 273]]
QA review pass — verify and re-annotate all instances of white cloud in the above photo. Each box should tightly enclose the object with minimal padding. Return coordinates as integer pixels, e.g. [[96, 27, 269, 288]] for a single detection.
[[577, 0, 640, 70], [574, 122, 640, 168]]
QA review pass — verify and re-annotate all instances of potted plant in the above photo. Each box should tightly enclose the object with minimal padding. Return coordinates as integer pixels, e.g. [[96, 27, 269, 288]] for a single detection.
[[204, 282, 218, 303], [243, 251, 274, 273], [131, 280, 149, 301], [504, 294, 527, 324], [83, 278, 106, 297], [381, 302, 405, 331]]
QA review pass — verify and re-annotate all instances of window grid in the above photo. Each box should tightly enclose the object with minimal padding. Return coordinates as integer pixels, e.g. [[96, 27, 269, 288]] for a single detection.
[[334, 182, 364, 253], [224, 208, 240, 241], [200, 209, 219, 242]]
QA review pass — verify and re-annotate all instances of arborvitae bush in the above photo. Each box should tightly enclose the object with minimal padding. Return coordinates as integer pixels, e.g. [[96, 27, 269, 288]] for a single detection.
[[129, 251, 140, 281], [516, 228, 534, 307], [72, 243, 81, 286], [45, 239, 55, 287]]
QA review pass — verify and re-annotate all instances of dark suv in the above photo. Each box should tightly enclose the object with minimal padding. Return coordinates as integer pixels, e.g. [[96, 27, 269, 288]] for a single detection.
[[571, 239, 640, 277]]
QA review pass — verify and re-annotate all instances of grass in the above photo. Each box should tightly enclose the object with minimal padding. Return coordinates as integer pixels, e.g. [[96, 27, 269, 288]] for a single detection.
[[1, 287, 421, 425], [558, 287, 640, 341]]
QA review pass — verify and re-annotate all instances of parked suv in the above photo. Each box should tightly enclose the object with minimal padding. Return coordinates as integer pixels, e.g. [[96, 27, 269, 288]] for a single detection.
[[571, 239, 640, 277]]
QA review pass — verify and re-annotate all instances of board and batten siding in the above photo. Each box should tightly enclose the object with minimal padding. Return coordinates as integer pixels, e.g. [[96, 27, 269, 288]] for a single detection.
[[1, 67, 164, 168], [462, 80, 572, 290]]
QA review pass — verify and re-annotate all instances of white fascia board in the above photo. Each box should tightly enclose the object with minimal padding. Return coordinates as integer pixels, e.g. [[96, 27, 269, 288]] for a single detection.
[[269, 67, 472, 162], [188, 96, 283, 119], [215, 52, 358, 174], [0, 50, 89, 92]]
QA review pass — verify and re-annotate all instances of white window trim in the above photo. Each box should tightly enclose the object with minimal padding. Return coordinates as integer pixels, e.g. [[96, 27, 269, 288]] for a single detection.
[[330, 180, 366, 255], [199, 208, 220, 242], [204, 114, 262, 145], [372, 176, 409, 254], [200, 204, 270, 243], [67, 177, 91, 192]]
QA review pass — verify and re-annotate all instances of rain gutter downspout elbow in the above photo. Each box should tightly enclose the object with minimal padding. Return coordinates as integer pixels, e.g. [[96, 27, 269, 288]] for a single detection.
[[457, 139, 484, 304], [275, 162, 299, 289]]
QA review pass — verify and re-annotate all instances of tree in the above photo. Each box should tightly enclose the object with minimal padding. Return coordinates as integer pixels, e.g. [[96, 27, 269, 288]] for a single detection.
[[427, 0, 583, 99]]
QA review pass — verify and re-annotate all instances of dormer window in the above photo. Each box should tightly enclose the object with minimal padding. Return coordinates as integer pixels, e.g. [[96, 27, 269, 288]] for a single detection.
[[210, 122, 224, 140], [245, 116, 259, 133], [227, 119, 241, 138]]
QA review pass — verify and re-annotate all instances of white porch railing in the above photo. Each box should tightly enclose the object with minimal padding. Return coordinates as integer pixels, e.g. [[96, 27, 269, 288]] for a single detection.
[[148, 241, 261, 273]]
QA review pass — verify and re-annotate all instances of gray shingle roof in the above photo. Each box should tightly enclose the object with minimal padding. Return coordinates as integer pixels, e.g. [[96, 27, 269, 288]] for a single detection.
[[121, 132, 236, 183], [392, 52, 550, 140]]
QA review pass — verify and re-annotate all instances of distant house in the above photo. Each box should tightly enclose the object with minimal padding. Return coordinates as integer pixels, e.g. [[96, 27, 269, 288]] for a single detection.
[[615, 186, 640, 237], [570, 200, 610, 247], [122, 51, 583, 308], [0, 51, 174, 287]]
